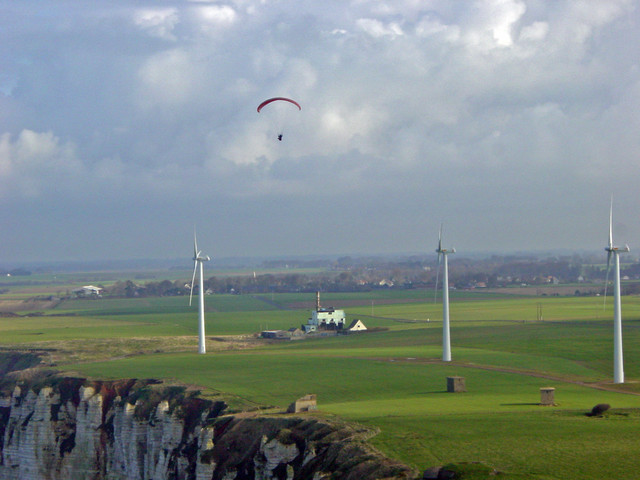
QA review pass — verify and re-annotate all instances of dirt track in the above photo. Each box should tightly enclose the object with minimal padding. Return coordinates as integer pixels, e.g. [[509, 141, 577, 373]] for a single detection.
[[0, 298, 61, 312], [381, 356, 640, 396]]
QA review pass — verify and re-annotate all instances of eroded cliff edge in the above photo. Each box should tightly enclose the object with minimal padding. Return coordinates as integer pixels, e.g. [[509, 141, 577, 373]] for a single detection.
[[0, 371, 417, 480]]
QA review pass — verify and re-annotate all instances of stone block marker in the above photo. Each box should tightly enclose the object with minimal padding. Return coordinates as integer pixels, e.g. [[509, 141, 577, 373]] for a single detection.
[[287, 394, 317, 413], [540, 387, 555, 406], [447, 376, 466, 393]]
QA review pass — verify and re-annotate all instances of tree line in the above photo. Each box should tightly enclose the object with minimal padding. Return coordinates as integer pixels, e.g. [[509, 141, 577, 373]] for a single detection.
[[100, 254, 640, 298]]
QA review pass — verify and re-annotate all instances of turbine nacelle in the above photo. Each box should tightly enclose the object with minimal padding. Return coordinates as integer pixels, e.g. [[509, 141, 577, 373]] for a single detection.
[[605, 244, 630, 254], [194, 252, 211, 262]]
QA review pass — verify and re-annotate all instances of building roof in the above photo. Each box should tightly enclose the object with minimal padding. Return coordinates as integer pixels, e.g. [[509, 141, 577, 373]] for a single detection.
[[317, 307, 336, 313], [347, 319, 367, 330]]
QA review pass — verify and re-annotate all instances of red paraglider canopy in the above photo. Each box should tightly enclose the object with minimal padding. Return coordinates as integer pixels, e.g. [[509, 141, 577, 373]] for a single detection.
[[257, 97, 301, 113]]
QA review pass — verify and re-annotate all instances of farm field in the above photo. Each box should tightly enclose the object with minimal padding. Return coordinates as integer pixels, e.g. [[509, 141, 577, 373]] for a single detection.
[[2, 288, 640, 479]]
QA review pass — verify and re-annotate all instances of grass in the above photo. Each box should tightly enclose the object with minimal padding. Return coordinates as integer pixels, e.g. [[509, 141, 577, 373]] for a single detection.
[[2, 289, 640, 479], [371, 410, 640, 479], [350, 294, 640, 325]]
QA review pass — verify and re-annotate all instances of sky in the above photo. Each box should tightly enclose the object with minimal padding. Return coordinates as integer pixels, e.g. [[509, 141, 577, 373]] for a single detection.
[[2, 0, 640, 264]]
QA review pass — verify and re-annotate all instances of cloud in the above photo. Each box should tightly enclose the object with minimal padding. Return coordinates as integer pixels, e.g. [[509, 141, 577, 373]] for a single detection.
[[1, 0, 640, 260], [463, 0, 527, 49], [193, 4, 238, 28], [356, 18, 404, 38], [136, 48, 202, 109], [0, 130, 83, 198], [519, 21, 548, 42], [133, 8, 180, 41]]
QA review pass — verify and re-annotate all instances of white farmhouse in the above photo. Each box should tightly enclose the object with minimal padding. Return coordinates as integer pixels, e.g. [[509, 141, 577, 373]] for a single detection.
[[302, 292, 346, 333], [73, 285, 103, 297], [307, 306, 346, 331]]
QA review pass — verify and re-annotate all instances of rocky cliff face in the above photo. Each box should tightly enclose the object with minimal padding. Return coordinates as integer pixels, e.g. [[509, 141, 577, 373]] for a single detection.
[[0, 375, 416, 480]]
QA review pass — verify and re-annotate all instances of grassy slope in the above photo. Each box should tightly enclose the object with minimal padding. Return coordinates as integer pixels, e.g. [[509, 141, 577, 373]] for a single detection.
[[2, 291, 640, 479]]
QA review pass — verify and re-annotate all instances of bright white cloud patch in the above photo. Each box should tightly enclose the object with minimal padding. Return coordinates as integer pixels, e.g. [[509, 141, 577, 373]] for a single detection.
[[195, 5, 237, 25], [486, 0, 526, 46], [356, 18, 404, 38], [459, 0, 526, 50]]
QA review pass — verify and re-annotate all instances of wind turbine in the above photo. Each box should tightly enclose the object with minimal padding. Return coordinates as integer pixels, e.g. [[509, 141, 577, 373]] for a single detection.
[[604, 197, 629, 384], [190, 229, 210, 355], [435, 224, 455, 362]]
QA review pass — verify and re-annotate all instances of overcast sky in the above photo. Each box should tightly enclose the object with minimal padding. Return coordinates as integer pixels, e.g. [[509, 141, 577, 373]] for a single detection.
[[2, 0, 640, 264]]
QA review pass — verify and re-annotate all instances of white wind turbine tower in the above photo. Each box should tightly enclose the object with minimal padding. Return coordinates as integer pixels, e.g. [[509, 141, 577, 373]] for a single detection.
[[435, 224, 455, 362], [190, 229, 210, 355], [604, 197, 629, 384]]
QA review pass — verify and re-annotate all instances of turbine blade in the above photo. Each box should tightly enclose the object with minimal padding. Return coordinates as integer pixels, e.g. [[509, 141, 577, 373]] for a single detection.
[[604, 195, 614, 310], [608, 195, 614, 249], [194, 226, 200, 258], [434, 224, 443, 303], [189, 260, 197, 306]]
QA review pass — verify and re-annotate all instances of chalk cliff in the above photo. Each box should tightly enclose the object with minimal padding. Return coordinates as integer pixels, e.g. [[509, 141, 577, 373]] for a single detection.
[[0, 376, 416, 480]]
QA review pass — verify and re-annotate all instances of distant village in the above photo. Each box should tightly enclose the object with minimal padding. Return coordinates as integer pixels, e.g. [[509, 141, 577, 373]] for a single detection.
[[261, 292, 367, 340], [41, 252, 640, 302]]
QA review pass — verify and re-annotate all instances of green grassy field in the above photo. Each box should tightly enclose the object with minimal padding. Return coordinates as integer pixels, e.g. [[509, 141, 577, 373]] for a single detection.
[[2, 289, 640, 479]]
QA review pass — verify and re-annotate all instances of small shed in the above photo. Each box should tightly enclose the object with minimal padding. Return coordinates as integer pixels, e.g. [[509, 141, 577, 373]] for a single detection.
[[447, 376, 466, 393], [540, 387, 555, 406], [347, 319, 367, 332], [288, 327, 305, 339], [287, 394, 317, 413]]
